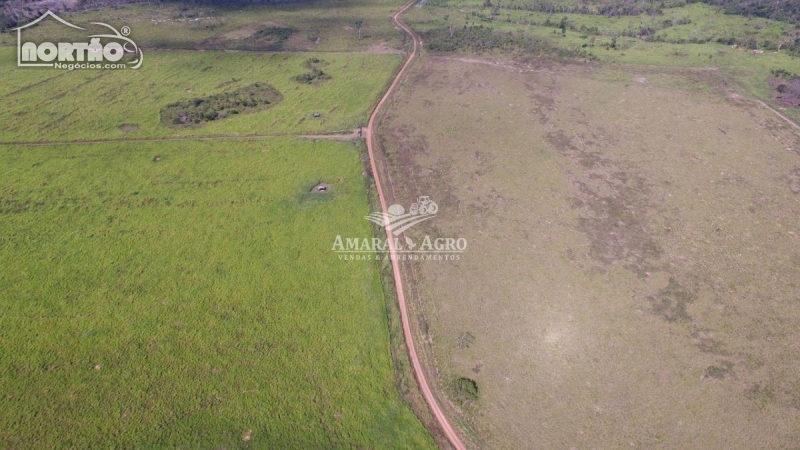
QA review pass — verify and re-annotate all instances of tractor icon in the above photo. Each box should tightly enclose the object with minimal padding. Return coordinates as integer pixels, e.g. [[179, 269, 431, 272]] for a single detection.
[[409, 196, 438, 215]]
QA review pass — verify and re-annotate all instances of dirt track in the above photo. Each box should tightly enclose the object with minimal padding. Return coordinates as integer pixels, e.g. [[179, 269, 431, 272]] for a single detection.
[[364, 2, 468, 450], [0, 130, 361, 147]]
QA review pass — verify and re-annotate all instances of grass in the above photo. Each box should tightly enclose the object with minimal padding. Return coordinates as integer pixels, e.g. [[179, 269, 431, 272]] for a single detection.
[[0, 49, 402, 142], [0, 137, 436, 448], [0, 0, 442, 445], [377, 55, 800, 448], [405, 0, 800, 121], [0, 0, 408, 52]]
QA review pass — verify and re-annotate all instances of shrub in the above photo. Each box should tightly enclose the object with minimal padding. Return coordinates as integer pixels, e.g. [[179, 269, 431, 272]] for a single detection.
[[294, 58, 332, 84], [451, 377, 479, 404], [160, 82, 282, 126]]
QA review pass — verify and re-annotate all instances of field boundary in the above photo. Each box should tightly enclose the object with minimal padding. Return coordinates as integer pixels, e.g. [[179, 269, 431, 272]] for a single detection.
[[360, 149, 450, 448], [364, 1, 468, 449], [755, 99, 800, 130], [0, 130, 363, 147]]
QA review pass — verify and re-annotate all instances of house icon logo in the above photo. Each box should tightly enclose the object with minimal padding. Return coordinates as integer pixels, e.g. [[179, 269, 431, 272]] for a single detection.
[[13, 10, 143, 70]]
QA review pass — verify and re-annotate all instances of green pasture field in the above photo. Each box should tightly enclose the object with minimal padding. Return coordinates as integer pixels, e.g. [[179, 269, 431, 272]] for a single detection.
[[0, 137, 436, 448], [0, 49, 402, 142], [405, 1, 800, 121], [406, 1, 792, 42], [0, 0, 407, 52]]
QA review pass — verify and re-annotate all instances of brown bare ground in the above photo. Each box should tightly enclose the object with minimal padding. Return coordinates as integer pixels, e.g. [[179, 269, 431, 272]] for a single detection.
[[377, 55, 800, 448]]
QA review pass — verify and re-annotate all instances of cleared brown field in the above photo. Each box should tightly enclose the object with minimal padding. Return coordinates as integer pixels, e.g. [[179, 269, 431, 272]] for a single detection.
[[376, 56, 800, 448]]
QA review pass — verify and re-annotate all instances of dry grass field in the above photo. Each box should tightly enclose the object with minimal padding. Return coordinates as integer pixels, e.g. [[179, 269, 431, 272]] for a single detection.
[[377, 56, 800, 448]]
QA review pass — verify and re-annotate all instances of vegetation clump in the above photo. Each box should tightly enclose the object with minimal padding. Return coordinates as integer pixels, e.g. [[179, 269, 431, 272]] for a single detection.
[[249, 26, 293, 42], [295, 59, 332, 84], [302, 57, 330, 69], [228, 26, 295, 50], [424, 25, 595, 59], [160, 82, 282, 126], [450, 377, 479, 404]]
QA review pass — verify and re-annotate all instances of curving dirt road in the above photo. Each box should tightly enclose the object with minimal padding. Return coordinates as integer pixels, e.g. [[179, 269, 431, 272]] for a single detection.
[[364, 2, 468, 450]]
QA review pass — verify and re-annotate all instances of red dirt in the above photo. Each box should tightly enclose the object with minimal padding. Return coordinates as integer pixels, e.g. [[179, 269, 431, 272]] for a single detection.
[[365, 2, 468, 450]]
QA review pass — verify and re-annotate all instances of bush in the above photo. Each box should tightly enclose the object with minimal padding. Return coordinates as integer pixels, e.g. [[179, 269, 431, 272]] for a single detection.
[[161, 82, 282, 126], [295, 58, 332, 84], [249, 26, 293, 42], [451, 377, 479, 404]]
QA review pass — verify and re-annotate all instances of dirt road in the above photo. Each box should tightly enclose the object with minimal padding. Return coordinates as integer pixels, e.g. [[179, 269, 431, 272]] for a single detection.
[[364, 2, 468, 450]]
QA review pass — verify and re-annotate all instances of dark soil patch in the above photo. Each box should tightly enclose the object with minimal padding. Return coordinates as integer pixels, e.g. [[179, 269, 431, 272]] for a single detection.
[[770, 70, 800, 108], [648, 277, 696, 323], [691, 328, 728, 355], [547, 127, 662, 277], [456, 332, 475, 349], [703, 360, 735, 380]]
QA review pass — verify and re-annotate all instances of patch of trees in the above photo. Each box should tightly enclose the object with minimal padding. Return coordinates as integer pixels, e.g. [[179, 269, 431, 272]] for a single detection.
[[160, 82, 282, 126], [424, 25, 596, 60], [294, 58, 331, 84]]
